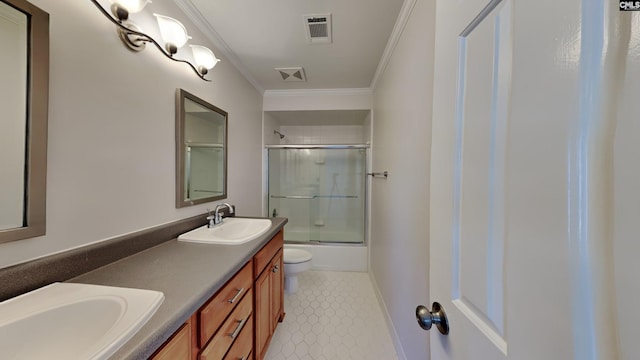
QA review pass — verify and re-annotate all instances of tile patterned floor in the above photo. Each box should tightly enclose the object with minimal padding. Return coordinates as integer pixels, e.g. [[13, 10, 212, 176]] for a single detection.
[[264, 271, 399, 360]]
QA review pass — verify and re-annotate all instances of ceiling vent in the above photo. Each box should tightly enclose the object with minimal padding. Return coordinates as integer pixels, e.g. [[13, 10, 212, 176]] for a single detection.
[[275, 67, 307, 82], [303, 14, 332, 44]]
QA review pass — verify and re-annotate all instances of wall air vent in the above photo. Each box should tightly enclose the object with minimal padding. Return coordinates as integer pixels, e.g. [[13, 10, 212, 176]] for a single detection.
[[275, 67, 307, 82], [303, 14, 332, 44]]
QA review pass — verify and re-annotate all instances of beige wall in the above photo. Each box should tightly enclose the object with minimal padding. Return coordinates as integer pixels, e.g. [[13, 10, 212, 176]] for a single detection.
[[0, 0, 263, 268], [2, 2, 440, 358], [370, 0, 436, 358]]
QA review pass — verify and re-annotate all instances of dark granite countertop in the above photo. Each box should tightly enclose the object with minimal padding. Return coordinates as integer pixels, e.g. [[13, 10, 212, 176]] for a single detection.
[[69, 217, 288, 360]]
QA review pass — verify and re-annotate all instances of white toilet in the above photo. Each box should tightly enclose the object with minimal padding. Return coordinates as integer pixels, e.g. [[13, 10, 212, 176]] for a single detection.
[[283, 247, 313, 294]]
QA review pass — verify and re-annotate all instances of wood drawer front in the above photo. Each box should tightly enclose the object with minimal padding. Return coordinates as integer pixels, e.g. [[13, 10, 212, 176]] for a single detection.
[[253, 231, 283, 277], [151, 321, 191, 360], [200, 260, 253, 345], [200, 288, 253, 360], [222, 312, 254, 360]]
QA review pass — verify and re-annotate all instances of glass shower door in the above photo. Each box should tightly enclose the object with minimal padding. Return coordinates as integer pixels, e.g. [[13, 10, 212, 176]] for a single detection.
[[268, 147, 366, 244]]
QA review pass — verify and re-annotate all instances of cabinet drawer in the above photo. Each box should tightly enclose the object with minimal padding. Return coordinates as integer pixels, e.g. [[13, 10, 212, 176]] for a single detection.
[[200, 260, 253, 345], [222, 310, 253, 360], [253, 231, 283, 277], [151, 321, 191, 360], [200, 288, 253, 360]]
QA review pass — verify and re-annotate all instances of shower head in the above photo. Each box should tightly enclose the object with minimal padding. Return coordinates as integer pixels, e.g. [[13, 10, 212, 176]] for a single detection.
[[274, 130, 285, 139]]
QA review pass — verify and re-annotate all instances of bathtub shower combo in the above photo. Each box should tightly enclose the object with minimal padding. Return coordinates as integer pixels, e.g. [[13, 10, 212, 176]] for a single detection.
[[267, 146, 368, 271]]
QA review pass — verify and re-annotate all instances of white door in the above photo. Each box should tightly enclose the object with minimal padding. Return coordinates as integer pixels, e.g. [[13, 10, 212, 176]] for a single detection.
[[427, 0, 635, 359], [613, 6, 640, 360]]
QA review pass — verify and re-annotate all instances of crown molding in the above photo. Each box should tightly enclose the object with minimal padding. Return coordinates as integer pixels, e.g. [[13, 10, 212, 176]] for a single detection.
[[174, 0, 265, 94], [369, 0, 418, 90], [263, 88, 373, 98], [175, 0, 416, 95]]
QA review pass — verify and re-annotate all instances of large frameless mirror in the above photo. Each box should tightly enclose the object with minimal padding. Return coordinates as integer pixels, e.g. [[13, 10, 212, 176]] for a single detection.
[[0, 0, 49, 244], [175, 89, 228, 208]]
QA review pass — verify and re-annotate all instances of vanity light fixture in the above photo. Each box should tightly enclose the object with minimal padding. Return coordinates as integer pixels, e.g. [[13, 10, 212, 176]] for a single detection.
[[153, 14, 190, 55], [90, 0, 217, 81], [190, 45, 220, 75], [109, 0, 150, 20], [108, 0, 150, 52]]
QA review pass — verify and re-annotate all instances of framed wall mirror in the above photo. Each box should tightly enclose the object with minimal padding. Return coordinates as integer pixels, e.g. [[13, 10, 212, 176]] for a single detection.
[[175, 89, 228, 208], [0, 0, 49, 244]]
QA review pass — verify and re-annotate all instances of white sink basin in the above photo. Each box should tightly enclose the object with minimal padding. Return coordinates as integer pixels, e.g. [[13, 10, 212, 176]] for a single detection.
[[178, 217, 272, 245], [0, 282, 164, 360]]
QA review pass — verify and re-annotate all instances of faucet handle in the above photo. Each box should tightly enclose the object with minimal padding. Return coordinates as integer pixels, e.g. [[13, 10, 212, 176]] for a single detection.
[[206, 213, 215, 228], [214, 212, 223, 224]]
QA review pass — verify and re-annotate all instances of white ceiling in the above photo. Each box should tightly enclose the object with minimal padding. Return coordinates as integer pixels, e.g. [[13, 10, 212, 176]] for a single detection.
[[179, 0, 406, 92]]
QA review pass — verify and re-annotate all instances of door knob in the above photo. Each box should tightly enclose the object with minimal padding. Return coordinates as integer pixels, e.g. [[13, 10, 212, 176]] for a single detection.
[[416, 302, 449, 335]]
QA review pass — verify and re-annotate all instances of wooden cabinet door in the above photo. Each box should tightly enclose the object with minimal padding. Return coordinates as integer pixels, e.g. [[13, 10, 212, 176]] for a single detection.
[[254, 267, 271, 360], [270, 251, 283, 329], [253, 234, 284, 360]]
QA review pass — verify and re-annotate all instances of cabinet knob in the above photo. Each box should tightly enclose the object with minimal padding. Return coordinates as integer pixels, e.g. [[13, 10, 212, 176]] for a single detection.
[[272, 264, 279, 273]]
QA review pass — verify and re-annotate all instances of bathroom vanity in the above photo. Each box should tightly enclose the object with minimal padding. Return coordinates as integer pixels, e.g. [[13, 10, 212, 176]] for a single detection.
[[150, 230, 284, 360], [63, 216, 288, 360]]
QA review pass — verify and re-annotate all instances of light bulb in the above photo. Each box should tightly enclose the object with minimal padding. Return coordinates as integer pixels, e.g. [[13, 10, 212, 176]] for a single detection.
[[154, 14, 190, 54], [190, 45, 220, 74]]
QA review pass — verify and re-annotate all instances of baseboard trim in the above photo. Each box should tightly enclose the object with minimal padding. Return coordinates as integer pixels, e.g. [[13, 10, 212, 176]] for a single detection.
[[369, 270, 409, 360]]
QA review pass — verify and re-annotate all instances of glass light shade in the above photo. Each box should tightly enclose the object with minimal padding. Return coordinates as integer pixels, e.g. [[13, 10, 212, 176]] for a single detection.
[[109, 0, 151, 13], [154, 14, 190, 49], [190, 45, 220, 70]]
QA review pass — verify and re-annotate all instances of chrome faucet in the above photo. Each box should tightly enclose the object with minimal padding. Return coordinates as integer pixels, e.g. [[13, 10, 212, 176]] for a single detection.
[[207, 203, 234, 227]]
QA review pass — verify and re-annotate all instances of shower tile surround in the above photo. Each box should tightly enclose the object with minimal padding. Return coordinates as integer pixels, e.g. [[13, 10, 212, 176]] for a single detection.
[[265, 271, 398, 360], [265, 115, 372, 273], [266, 121, 370, 247], [277, 125, 367, 145]]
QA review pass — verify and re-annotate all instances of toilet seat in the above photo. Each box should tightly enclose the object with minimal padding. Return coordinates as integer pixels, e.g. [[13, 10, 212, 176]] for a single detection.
[[284, 248, 312, 264]]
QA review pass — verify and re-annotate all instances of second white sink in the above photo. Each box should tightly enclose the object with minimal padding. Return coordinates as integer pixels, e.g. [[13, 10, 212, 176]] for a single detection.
[[178, 217, 272, 245], [0, 282, 164, 360]]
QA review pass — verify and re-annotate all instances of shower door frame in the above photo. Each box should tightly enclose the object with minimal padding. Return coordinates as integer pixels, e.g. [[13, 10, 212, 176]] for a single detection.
[[265, 144, 370, 246]]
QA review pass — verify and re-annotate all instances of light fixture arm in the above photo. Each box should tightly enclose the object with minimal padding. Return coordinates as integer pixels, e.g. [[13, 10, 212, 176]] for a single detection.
[[90, 0, 211, 81]]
